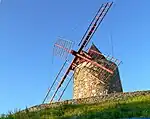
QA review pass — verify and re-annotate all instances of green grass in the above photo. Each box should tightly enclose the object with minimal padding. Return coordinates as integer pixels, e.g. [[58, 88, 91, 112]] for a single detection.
[[1, 94, 150, 119]]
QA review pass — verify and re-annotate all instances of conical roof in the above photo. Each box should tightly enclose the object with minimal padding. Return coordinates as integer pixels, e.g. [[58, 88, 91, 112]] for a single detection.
[[89, 43, 102, 54], [88, 43, 105, 59]]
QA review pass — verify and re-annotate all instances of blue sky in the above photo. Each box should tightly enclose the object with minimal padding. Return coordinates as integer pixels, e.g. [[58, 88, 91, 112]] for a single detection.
[[0, 0, 150, 114]]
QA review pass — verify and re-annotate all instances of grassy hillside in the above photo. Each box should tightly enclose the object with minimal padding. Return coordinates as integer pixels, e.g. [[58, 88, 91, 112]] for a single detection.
[[1, 94, 150, 119]]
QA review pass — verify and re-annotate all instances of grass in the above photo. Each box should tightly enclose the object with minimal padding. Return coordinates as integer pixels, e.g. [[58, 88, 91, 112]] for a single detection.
[[0, 94, 150, 119]]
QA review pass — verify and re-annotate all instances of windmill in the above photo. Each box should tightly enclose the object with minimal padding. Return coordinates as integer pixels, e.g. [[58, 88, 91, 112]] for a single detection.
[[43, 2, 123, 104]]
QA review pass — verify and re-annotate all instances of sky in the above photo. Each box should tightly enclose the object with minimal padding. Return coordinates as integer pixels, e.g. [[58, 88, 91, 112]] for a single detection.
[[0, 0, 150, 114]]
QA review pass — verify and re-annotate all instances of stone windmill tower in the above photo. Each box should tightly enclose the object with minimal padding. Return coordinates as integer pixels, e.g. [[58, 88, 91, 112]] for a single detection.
[[43, 2, 123, 103], [73, 43, 123, 99]]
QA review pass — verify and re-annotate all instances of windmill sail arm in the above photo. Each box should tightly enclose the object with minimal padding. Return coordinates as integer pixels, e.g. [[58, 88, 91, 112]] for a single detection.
[[50, 57, 77, 102], [50, 69, 70, 103], [58, 74, 73, 101], [84, 2, 113, 48], [75, 53, 113, 74], [42, 60, 68, 104], [78, 2, 113, 52], [78, 4, 104, 46]]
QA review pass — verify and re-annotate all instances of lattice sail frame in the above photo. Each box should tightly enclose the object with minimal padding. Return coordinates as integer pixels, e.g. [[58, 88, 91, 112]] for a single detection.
[[53, 38, 74, 59]]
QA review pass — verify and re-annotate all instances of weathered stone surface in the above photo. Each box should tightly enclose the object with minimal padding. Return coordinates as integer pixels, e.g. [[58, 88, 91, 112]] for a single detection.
[[73, 59, 123, 99]]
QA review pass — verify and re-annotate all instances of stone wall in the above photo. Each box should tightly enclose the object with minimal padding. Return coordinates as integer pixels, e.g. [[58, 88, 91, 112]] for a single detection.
[[73, 58, 123, 99], [27, 90, 150, 112]]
